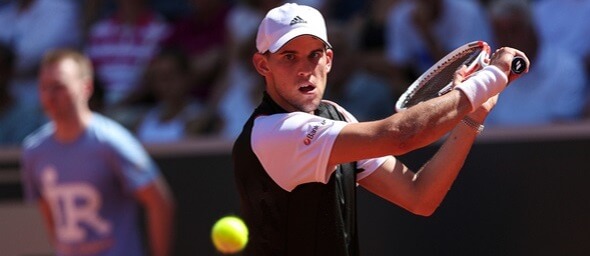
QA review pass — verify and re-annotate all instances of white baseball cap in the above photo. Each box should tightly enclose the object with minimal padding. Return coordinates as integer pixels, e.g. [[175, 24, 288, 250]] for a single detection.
[[256, 3, 331, 54]]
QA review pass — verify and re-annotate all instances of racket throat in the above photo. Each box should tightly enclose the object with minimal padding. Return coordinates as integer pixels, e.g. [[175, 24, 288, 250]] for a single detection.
[[437, 84, 454, 96]]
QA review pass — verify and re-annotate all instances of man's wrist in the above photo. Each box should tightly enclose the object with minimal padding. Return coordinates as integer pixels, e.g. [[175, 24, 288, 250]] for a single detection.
[[461, 116, 485, 134], [455, 65, 508, 112]]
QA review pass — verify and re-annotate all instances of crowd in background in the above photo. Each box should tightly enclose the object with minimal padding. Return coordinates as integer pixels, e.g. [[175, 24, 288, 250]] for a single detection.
[[0, 0, 589, 146]]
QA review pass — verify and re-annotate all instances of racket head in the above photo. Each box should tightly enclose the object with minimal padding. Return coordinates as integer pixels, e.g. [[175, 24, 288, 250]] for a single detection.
[[395, 41, 491, 112]]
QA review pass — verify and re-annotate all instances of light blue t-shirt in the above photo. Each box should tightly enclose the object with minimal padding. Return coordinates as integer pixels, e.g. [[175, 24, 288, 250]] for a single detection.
[[21, 113, 159, 256]]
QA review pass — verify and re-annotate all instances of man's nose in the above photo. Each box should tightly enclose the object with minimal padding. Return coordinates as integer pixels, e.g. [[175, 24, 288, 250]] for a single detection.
[[297, 61, 315, 77]]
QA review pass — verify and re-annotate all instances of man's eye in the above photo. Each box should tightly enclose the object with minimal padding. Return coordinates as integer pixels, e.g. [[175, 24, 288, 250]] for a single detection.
[[285, 54, 295, 61]]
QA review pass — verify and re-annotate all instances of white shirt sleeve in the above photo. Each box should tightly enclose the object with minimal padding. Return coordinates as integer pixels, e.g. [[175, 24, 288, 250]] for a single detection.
[[252, 101, 389, 191], [327, 101, 389, 182]]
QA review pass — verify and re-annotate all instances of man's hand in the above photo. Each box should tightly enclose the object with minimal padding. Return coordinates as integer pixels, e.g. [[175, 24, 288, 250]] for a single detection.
[[454, 46, 529, 114], [490, 47, 530, 83]]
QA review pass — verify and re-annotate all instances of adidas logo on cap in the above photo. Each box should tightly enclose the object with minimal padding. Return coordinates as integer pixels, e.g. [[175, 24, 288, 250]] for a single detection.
[[290, 16, 307, 26]]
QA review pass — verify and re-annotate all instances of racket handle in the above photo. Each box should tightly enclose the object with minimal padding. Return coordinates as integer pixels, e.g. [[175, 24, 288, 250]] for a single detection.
[[511, 56, 526, 74]]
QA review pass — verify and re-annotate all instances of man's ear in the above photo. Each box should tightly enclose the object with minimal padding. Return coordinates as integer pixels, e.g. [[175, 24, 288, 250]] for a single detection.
[[325, 49, 333, 73], [252, 53, 270, 76], [84, 78, 94, 101]]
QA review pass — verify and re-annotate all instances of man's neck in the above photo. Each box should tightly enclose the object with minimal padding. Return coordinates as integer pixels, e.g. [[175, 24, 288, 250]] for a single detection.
[[54, 111, 93, 143]]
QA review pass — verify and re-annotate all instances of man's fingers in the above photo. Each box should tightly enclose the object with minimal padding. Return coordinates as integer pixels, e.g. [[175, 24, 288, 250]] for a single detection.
[[453, 65, 469, 84]]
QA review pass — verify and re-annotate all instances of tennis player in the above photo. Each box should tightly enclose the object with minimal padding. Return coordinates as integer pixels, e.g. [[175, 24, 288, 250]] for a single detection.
[[233, 3, 529, 255], [20, 49, 175, 256]]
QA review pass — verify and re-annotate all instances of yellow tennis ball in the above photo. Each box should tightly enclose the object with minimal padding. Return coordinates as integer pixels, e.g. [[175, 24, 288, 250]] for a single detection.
[[211, 216, 248, 254]]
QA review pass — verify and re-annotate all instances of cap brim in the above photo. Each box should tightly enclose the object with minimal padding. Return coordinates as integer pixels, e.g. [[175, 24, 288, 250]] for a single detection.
[[267, 27, 331, 53]]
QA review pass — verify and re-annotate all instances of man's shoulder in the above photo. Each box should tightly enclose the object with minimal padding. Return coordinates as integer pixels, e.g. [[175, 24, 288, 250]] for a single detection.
[[89, 114, 153, 162], [22, 123, 53, 152], [319, 100, 357, 123], [89, 114, 138, 142], [320, 99, 344, 109], [253, 111, 316, 129]]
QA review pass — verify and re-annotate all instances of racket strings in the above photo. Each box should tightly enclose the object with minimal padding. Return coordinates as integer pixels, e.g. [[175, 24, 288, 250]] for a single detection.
[[403, 48, 484, 107]]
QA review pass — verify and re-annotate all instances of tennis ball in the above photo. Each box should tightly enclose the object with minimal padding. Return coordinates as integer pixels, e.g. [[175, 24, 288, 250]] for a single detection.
[[211, 216, 248, 254]]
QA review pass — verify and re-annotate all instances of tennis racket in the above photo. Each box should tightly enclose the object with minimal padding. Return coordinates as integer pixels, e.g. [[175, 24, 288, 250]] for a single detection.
[[395, 41, 527, 111]]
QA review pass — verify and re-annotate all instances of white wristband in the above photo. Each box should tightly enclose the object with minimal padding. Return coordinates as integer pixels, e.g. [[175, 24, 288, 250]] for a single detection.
[[455, 65, 508, 112]]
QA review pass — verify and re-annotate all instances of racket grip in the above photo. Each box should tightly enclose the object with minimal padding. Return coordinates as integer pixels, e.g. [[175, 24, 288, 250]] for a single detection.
[[511, 56, 527, 74]]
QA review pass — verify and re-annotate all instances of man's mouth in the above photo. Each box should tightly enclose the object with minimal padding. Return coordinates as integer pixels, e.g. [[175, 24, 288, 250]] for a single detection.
[[299, 84, 316, 93]]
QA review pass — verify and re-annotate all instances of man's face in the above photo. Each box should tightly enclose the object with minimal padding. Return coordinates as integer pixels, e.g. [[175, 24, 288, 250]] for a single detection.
[[39, 59, 88, 121], [258, 35, 333, 113]]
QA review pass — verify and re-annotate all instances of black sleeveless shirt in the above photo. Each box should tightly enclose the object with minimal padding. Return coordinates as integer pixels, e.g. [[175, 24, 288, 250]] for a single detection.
[[232, 92, 360, 256]]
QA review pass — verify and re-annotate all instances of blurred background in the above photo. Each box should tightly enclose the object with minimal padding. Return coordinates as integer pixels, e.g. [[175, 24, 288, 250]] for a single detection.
[[1, 0, 589, 255]]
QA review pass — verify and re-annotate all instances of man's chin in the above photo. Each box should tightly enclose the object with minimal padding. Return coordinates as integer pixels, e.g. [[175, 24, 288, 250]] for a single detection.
[[299, 101, 321, 113]]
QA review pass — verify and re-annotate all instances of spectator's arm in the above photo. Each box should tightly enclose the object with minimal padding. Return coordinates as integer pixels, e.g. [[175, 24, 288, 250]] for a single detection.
[[135, 177, 175, 256]]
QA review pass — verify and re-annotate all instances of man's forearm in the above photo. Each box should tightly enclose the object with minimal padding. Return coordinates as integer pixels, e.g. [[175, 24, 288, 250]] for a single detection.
[[146, 204, 175, 256]]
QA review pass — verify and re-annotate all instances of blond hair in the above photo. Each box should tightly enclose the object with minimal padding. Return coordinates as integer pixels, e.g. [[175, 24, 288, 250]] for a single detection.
[[42, 48, 94, 80]]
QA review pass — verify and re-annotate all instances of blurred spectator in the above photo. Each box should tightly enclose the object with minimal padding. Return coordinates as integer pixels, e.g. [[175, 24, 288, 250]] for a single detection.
[[149, 0, 192, 22], [214, 0, 279, 140], [323, 0, 365, 22], [354, 0, 400, 87], [290, 0, 328, 12], [484, 0, 586, 126], [384, 0, 492, 86], [0, 42, 45, 146], [81, 0, 110, 41], [134, 48, 215, 143], [82, 0, 190, 32], [325, 19, 395, 121], [531, 0, 590, 119], [327, 0, 407, 118], [0, 0, 81, 106], [161, 0, 231, 104], [85, 0, 170, 107], [21, 49, 174, 256], [532, 0, 590, 71]]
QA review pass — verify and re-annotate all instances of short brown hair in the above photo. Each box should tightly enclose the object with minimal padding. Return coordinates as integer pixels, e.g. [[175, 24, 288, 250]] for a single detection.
[[42, 48, 93, 80]]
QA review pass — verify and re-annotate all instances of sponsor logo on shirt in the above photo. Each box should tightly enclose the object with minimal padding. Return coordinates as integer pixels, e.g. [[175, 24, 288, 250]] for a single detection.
[[304, 119, 327, 145], [41, 167, 112, 244]]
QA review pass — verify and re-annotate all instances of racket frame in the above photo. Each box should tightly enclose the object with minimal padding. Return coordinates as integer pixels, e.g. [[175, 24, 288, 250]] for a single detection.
[[395, 41, 491, 112]]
